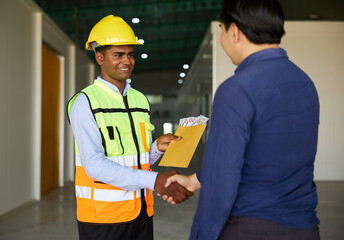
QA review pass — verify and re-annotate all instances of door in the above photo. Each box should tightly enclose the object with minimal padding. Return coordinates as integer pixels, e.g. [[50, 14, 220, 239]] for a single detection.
[[41, 43, 61, 196]]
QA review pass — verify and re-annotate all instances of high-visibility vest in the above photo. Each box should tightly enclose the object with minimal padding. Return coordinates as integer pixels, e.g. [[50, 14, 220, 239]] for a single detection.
[[67, 79, 155, 224]]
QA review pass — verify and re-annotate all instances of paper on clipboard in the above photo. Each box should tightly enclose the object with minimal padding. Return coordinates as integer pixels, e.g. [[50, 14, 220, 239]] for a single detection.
[[159, 115, 208, 168]]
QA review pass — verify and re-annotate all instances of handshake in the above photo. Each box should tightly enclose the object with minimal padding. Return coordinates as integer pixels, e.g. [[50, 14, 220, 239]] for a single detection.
[[154, 171, 201, 205]]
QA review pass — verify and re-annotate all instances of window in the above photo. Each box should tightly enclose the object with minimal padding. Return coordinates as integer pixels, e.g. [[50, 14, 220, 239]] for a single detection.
[[163, 123, 173, 134]]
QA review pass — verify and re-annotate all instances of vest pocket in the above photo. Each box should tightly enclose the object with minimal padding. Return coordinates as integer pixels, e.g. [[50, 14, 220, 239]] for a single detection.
[[101, 124, 129, 156], [106, 126, 115, 140], [109, 118, 134, 156], [138, 119, 155, 152], [105, 126, 124, 154], [115, 126, 124, 154]]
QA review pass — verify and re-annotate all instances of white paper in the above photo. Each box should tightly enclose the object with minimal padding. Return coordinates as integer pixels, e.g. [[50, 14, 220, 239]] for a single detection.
[[178, 115, 209, 127]]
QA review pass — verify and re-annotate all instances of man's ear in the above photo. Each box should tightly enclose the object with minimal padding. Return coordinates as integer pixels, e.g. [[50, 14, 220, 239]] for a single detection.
[[231, 23, 240, 43], [95, 51, 104, 66]]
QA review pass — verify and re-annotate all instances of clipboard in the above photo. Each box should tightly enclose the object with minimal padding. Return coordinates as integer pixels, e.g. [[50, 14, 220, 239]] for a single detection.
[[158, 124, 206, 168]]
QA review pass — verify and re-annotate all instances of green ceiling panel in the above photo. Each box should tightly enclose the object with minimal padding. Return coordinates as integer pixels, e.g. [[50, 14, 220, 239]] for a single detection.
[[48, 0, 220, 22], [36, 0, 221, 72], [65, 21, 210, 37]]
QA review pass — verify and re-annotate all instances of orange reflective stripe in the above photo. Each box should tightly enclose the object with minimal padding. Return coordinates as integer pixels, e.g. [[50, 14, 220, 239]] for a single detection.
[[139, 122, 150, 152]]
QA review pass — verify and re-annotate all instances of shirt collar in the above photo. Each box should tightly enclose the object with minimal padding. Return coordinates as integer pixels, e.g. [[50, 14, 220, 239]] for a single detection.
[[235, 48, 288, 74], [96, 76, 131, 96]]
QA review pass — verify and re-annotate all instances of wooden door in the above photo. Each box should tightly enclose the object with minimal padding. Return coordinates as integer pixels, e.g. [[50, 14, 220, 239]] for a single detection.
[[41, 43, 61, 196]]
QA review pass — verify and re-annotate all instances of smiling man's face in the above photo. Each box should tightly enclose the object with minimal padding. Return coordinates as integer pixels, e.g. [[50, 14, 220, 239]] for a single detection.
[[97, 45, 135, 82]]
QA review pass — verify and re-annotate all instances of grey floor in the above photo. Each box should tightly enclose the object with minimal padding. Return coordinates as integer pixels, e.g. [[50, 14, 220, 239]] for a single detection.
[[0, 182, 343, 240]]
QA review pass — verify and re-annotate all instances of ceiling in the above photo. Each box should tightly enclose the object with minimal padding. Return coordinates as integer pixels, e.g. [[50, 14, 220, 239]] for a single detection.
[[34, 0, 221, 72], [33, 0, 344, 96]]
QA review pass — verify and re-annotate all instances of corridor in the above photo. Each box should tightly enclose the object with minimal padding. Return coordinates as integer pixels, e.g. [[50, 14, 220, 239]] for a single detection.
[[0, 182, 343, 239]]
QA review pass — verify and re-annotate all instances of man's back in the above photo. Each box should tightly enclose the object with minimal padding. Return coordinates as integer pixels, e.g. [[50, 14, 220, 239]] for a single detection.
[[230, 48, 320, 228], [185, 1, 321, 239]]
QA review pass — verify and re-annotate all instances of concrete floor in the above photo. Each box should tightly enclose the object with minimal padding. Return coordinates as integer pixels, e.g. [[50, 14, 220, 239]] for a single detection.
[[0, 181, 343, 239]]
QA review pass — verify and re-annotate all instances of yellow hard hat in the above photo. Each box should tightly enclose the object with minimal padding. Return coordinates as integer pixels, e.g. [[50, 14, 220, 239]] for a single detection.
[[85, 15, 143, 50]]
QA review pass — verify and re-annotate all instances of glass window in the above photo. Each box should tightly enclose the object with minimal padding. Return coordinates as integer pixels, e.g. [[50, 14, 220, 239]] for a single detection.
[[163, 123, 173, 134]]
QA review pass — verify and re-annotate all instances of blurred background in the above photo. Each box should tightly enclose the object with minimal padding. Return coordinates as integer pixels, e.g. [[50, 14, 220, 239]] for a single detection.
[[0, 0, 343, 239]]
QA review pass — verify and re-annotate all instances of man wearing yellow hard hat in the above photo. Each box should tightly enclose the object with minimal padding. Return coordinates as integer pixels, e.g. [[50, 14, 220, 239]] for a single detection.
[[67, 15, 193, 240]]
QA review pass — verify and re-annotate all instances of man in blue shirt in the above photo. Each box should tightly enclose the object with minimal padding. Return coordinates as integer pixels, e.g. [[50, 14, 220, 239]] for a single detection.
[[165, 0, 321, 239]]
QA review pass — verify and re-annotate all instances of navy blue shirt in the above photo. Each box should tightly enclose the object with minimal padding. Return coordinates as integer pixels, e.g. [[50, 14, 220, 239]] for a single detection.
[[190, 48, 320, 240]]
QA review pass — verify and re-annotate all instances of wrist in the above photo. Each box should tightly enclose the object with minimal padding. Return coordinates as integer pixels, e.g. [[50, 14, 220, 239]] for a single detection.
[[154, 173, 167, 194], [190, 173, 201, 190], [152, 139, 164, 155]]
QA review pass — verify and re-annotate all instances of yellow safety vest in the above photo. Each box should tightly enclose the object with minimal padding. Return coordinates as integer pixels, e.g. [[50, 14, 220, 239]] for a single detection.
[[67, 80, 155, 223]]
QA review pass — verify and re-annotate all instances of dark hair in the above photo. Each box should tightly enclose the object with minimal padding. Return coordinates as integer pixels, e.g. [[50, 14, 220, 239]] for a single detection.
[[95, 45, 111, 54], [219, 0, 285, 44]]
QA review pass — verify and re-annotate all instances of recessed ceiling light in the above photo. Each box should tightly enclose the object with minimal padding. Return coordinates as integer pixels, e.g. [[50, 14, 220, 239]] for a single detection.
[[180, 72, 186, 78], [132, 18, 140, 24], [141, 53, 148, 59], [138, 39, 145, 44], [183, 64, 189, 69], [126, 78, 132, 83], [178, 79, 184, 84]]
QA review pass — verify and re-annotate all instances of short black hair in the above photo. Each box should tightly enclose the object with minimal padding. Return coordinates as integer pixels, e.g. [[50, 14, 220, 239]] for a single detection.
[[94, 45, 111, 55], [219, 0, 285, 44]]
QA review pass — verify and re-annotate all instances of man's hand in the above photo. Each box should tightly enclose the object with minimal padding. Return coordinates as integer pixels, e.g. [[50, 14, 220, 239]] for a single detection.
[[165, 173, 201, 192], [157, 134, 182, 152], [162, 173, 201, 204], [154, 171, 194, 204]]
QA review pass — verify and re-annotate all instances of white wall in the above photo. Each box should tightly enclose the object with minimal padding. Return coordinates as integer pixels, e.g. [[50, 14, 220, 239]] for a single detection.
[[75, 48, 95, 92], [211, 21, 344, 180], [211, 21, 236, 97], [0, 0, 96, 216], [281, 22, 344, 180], [71, 48, 96, 181], [42, 14, 76, 184], [0, 0, 41, 217], [41, 4, 96, 183]]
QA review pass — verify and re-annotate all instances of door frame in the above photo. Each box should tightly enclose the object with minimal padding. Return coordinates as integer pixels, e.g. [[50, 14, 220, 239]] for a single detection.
[[40, 43, 65, 196], [58, 55, 65, 187]]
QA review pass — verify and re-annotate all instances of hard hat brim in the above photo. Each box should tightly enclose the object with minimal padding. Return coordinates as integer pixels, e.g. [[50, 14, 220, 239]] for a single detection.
[[85, 41, 143, 51]]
